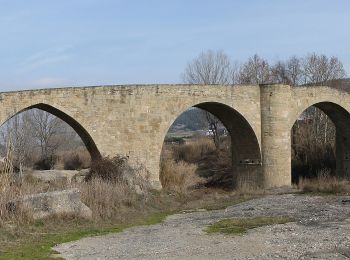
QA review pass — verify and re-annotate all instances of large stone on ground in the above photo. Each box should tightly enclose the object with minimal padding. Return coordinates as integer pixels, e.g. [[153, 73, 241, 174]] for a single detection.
[[71, 168, 90, 183], [10, 188, 92, 220], [28, 170, 79, 183]]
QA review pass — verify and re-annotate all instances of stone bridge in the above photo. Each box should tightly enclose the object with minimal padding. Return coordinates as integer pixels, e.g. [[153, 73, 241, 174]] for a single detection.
[[1, 84, 349, 189]]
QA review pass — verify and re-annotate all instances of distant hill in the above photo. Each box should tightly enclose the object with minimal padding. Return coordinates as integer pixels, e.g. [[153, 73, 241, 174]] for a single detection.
[[168, 107, 208, 133]]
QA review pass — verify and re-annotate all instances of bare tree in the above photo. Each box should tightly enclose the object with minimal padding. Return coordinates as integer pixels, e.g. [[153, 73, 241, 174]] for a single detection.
[[270, 56, 304, 86], [182, 50, 234, 148], [205, 112, 221, 148], [0, 113, 31, 175], [301, 53, 346, 85], [238, 54, 271, 84], [286, 56, 303, 86], [270, 61, 290, 84], [182, 50, 234, 85], [27, 109, 65, 161], [230, 61, 240, 85]]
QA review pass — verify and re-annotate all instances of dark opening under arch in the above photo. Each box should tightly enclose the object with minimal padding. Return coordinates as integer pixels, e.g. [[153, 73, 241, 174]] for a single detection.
[[161, 101, 262, 189], [291, 101, 350, 182]]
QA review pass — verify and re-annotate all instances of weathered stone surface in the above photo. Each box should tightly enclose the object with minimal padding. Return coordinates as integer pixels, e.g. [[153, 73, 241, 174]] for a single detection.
[[11, 188, 92, 220], [71, 169, 90, 183], [29, 170, 79, 183], [0, 84, 349, 189]]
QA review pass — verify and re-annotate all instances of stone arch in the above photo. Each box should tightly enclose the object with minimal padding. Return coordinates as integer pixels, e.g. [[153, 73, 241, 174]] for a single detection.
[[2, 103, 101, 160], [291, 101, 350, 179], [160, 101, 262, 188]]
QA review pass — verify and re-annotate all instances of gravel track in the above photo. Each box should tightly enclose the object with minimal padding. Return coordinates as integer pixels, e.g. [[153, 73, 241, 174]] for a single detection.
[[54, 194, 350, 259]]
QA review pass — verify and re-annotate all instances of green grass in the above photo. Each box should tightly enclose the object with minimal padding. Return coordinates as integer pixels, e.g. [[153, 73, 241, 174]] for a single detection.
[[205, 216, 294, 235], [0, 212, 170, 260]]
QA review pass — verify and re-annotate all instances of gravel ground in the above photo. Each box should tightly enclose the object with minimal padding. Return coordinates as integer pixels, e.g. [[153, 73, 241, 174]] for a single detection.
[[54, 194, 350, 259]]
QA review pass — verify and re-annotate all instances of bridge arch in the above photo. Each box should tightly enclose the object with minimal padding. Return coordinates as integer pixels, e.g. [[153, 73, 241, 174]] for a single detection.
[[1, 103, 101, 160], [160, 101, 262, 188], [291, 101, 350, 180]]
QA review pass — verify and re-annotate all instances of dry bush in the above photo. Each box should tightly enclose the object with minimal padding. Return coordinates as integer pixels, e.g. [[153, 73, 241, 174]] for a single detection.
[[33, 156, 57, 170], [76, 178, 145, 222], [298, 172, 350, 194], [64, 154, 83, 170], [86, 155, 129, 182], [160, 159, 204, 193], [171, 137, 216, 163], [0, 173, 34, 226], [74, 156, 152, 221], [163, 136, 233, 190], [0, 141, 33, 225], [85, 155, 151, 194], [56, 149, 91, 170]]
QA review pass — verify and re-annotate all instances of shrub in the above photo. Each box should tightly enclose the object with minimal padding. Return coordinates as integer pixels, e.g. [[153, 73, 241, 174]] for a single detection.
[[64, 154, 83, 170], [33, 156, 57, 170], [85, 155, 129, 182], [77, 178, 141, 221], [85, 155, 151, 194], [160, 159, 204, 193]]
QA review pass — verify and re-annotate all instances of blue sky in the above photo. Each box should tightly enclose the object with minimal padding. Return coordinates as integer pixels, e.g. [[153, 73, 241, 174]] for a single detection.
[[0, 0, 349, 91]]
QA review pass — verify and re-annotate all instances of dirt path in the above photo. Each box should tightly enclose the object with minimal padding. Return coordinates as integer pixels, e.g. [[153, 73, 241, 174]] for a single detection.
[[54, 194, 350, 259]]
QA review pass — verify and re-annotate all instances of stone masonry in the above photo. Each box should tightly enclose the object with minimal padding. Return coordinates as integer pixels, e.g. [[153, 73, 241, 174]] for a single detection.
[[1, 84, 349, 189]]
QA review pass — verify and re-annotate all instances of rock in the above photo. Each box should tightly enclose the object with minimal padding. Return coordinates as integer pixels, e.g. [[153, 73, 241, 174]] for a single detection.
[[72, 168, 90, 183], [28, 170, 79, 183], [9, 188, 92, 220]]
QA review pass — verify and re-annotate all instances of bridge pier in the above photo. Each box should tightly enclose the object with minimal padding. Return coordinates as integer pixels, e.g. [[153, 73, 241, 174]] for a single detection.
[[260, 84, 292, 188], [336, 131, 350, 178]]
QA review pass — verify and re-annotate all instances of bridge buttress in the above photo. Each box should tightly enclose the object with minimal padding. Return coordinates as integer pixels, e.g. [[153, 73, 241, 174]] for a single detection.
[[260, 84, 293, 188]]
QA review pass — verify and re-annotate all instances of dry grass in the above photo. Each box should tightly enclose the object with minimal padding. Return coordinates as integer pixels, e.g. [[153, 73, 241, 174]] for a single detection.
[[298, 175, 350, 194], [0, 176, 73, 227], [56, 148, 91, 170], [160, 159, 205, 193], [76, 178, 148, 222], [162, 136, 234, 190], [171, 137, 216, 163]]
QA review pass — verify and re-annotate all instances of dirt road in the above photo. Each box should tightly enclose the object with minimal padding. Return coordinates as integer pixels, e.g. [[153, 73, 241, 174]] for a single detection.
[[54, 194, 350, 259]]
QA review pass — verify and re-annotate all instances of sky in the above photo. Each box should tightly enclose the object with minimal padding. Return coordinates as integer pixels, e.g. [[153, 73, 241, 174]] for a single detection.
[[0, 0, 349, 91]]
